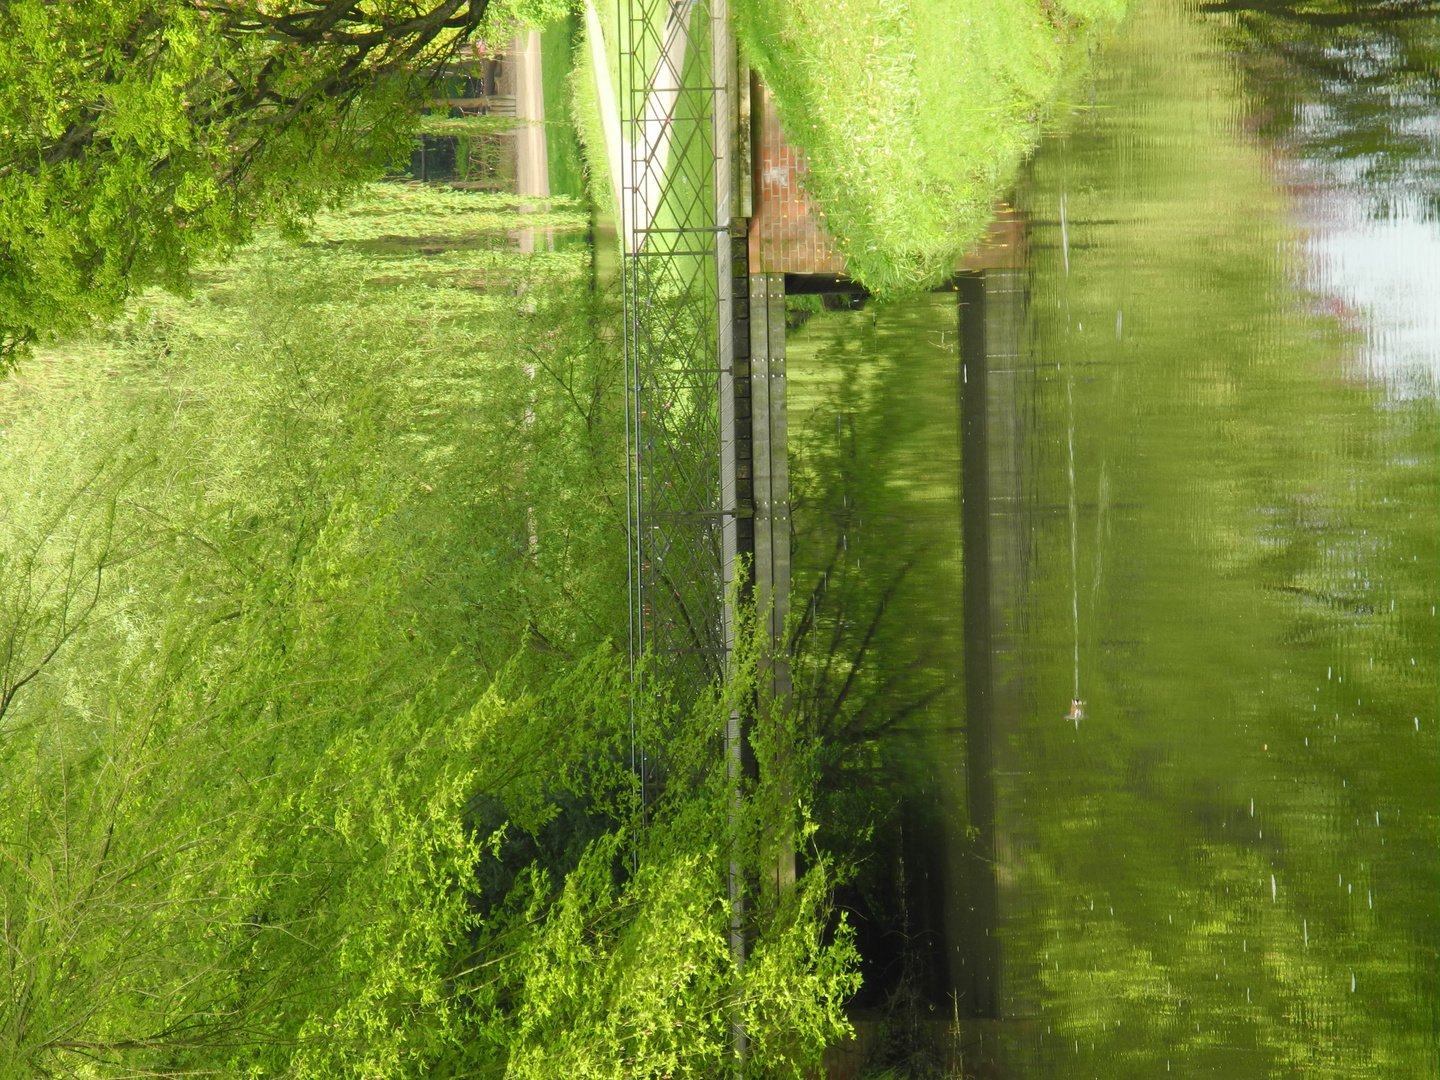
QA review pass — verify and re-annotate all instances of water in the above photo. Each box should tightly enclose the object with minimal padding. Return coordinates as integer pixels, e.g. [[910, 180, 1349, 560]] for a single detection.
[[788, 1, 1439, 1075]]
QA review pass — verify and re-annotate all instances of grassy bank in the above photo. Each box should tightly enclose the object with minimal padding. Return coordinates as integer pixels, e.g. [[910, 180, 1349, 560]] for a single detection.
[[735, 0, 1127, 294]]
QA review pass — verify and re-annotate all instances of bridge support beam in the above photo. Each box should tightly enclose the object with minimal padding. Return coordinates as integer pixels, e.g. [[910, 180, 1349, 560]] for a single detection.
[[749, 272, 790, 698], [748, 271, 794, 889]]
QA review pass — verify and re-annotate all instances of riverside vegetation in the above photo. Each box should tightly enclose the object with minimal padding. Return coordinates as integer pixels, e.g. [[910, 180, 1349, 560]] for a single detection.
[[0, 0, 1139, 1076], [0, 188, 856, 1077], [735, 0, 1130, 295]]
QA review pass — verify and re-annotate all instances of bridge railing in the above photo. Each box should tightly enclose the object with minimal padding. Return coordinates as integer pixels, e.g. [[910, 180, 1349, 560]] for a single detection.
[[619, 0, 739, 740]]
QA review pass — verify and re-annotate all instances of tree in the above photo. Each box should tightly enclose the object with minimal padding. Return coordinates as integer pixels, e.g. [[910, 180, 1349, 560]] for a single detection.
[[0, 0, 558, 371], [0, 186, 857, 1080]]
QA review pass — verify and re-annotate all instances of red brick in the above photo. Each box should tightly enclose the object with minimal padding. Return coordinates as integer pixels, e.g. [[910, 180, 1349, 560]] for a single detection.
[[749, 80, 847, 276]]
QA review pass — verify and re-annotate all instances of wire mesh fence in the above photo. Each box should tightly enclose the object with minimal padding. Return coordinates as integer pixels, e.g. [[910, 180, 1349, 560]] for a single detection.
[[620, 0, 737, 753]]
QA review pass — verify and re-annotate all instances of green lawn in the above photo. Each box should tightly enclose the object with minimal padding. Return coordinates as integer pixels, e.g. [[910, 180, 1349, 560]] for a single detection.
[[543, 15, 589, 198]]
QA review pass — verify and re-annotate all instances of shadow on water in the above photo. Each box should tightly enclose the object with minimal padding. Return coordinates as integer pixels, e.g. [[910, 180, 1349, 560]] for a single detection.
[[789, 1, 1438, 1076]]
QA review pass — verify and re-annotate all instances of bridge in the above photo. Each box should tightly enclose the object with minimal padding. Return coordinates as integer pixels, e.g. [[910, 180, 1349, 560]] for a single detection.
[[599, 1, 1028, 1069]]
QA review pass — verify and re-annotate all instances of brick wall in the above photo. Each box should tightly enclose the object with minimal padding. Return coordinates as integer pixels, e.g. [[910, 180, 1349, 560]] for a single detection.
[[747, 80, 848, 276]]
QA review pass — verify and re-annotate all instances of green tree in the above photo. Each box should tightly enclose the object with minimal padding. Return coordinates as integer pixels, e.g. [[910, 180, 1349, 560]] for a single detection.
[[0, 0, 562, 370], [0, 188, 857, 1080]]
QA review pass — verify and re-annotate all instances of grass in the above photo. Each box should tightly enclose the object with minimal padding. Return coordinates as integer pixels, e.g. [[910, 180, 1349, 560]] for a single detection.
[[542, 15, 589, 198], [735, 0, 1129, 295], [569, 9, 619, 227]]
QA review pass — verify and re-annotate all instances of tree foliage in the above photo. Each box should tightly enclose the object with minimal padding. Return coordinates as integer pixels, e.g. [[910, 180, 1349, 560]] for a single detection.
[[0, 192, 856, 1078], [0, 0, 567, 371]]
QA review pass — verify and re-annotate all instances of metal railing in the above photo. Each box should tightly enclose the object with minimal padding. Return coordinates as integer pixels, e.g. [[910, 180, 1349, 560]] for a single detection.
[[620, 0, 737, 728]]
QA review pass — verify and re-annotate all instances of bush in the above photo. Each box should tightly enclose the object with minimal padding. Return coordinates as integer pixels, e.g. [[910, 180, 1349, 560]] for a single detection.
[[735, 0, 1128, 295]]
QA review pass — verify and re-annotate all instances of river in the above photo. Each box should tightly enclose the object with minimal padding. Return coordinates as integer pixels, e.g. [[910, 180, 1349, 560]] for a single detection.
[[786, 1, 1439, 1075]]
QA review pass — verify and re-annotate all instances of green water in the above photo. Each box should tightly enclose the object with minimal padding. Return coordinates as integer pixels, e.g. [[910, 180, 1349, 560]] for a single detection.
[[788, 1, 1439, 1075]]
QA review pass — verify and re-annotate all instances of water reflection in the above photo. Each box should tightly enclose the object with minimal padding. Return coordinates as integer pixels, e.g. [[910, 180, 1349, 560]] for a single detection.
[[1210, 0, 1440, 395], [790, 1, 1439, 1075], [786, 289, 967, 1026]]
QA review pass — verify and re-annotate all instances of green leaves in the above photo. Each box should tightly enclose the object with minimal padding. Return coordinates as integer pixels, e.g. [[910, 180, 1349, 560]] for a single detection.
[[0, 0, 581, 371], [0, 186, 857, 1078]]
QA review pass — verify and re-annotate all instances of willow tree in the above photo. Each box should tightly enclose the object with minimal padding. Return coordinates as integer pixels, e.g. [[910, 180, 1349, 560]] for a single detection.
[[0, 0, 559, 369], [0, 189, 858, 1079]]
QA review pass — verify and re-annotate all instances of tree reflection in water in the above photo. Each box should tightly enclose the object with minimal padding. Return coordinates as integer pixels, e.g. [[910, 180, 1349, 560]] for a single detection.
[[788, 1, 1437, 1075]]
